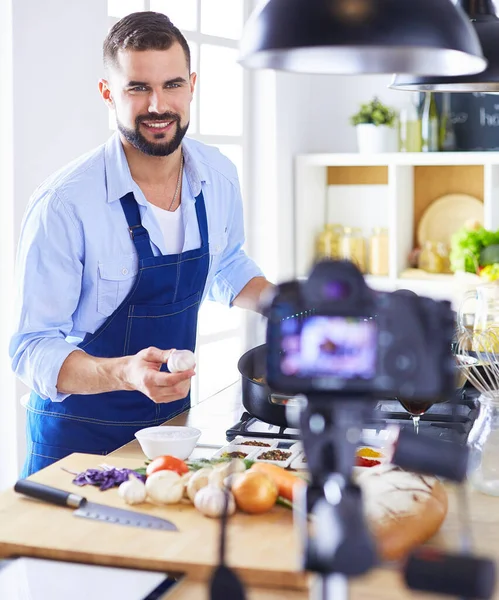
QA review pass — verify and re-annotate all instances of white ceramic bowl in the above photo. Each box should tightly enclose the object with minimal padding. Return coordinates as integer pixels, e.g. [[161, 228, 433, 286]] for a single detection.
[[134, 425, 201, 460]]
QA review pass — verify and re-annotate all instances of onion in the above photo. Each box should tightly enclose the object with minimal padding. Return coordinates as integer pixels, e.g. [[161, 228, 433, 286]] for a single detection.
[[231, 471, 278, 514]]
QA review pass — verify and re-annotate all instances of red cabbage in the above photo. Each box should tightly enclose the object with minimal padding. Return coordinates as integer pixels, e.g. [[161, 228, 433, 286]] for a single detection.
[[72, 468, 145, 491]]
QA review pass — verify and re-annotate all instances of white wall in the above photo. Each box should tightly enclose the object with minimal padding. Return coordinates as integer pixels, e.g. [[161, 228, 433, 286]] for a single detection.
[[272, 73, 411, 284], [245, 68, 412, 347], [0, 0, 109, 488]]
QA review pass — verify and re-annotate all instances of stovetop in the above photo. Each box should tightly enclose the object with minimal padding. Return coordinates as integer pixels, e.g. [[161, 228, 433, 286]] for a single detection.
[[226, 386, 480, 445]]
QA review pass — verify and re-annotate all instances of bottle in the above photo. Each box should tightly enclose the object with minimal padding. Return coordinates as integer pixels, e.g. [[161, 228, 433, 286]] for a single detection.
[[369, 227, 389, 276], [421, 92, 439, 152], [399, 94, 422, 152], [439, 92, 456, 152]]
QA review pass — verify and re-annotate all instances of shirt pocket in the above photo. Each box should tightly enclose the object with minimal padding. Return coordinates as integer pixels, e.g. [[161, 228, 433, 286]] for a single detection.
[[97, 255, 138, 317], [209, 231, 228, 273]]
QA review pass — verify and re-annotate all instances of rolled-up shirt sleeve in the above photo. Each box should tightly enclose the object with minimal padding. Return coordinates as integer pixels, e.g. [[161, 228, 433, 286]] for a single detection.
[[207, 177, 264, 306], [9, 189, 85, 402]]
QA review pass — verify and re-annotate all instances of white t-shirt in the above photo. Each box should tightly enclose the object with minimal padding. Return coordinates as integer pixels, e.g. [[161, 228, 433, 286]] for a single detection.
[[148, 203, 185, 255]]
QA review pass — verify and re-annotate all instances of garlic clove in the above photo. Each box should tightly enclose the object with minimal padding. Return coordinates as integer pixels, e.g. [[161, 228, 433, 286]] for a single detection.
[[118, 478, 147, 505], [194, 485, 236, 518], [167, 349, 196, 373]]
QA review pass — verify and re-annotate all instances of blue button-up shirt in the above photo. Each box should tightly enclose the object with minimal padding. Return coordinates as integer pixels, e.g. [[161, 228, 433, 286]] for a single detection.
[[10, 133, 263, 402]]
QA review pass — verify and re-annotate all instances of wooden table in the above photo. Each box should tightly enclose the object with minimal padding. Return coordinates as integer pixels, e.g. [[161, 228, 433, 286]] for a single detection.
[[0, 383, 498, 599]]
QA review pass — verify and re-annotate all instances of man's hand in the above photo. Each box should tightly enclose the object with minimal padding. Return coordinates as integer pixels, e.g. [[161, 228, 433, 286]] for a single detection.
[[56, 346, 195, 402], [122, 347, 195, 404]]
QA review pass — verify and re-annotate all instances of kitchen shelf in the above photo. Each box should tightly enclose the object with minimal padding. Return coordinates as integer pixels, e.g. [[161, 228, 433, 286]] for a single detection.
[[294, 152, 499, 306]]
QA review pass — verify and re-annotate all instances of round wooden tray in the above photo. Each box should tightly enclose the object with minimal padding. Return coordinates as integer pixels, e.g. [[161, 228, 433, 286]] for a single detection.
[[417, 193, 483, 246]]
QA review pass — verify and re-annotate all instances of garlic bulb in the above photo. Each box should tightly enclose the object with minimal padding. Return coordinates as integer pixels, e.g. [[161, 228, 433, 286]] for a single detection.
[[180, 471, 193, 499], [145, 470, 183, 504], [118, 476, 147, 505], [186, 467, 212, 502], [223, 472, 245, 489], [194, 485, 236, 518], [167, 349, 196, 373], [208, 459, 246, 488]]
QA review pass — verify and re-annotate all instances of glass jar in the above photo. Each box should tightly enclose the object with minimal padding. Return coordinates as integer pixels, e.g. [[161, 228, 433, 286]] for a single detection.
[[315, 224, 343, 261], [369, 227, 389, 276], [468, 395, 499, 496], [436, 242, 451, 274], [418, 241, 444, 274], [339, 227, 366, 273]]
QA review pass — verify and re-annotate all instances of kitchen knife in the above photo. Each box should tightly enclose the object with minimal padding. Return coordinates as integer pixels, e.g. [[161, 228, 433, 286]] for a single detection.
[[14, 480, 178, 532]]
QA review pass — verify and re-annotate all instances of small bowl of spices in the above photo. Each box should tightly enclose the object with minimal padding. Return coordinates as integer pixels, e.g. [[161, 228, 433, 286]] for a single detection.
[[212, 445, 259, 461], [253, 448, 295, 468]]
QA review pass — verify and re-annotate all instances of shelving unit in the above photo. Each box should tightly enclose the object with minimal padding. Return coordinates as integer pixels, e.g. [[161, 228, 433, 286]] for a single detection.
[[294, 152, 499, 305]]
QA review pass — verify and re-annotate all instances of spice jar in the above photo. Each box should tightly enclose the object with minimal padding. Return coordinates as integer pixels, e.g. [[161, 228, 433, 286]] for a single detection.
[[315, 224, 343, 261], [369, 227, 389, 276], [418, 241, 444, 274], [339, 227, 366, 273]]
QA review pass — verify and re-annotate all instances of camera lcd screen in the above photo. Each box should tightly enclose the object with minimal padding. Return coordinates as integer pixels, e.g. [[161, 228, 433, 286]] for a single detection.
[[279, 316, 377, 380]]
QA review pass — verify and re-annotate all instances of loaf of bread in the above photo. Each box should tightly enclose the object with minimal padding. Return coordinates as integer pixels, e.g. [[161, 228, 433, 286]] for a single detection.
[[354, 463, 448, 562]]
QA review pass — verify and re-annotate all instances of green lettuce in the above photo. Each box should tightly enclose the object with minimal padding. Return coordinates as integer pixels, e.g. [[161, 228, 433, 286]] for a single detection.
[[450, 226, 499, 273]]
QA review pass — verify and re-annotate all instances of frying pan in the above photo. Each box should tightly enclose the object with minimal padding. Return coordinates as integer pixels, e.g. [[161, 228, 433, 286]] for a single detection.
[[237, 344, 289, 428], [238, 342, 467, 429]]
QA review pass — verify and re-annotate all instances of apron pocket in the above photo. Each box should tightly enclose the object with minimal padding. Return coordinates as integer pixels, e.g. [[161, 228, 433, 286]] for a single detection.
[[124, 292, 201, 356], [97, 255, 138, 317]]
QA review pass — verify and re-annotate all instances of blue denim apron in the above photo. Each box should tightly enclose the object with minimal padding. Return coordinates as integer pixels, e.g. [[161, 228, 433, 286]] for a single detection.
[[21, 190, 210, 477]]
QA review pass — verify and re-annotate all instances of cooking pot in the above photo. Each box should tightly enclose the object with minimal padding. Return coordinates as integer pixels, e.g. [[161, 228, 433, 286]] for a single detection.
[[237, 344, 290, 428]]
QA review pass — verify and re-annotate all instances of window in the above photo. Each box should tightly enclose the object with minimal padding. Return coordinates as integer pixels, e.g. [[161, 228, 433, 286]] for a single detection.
[[107, 0, 250, 404]]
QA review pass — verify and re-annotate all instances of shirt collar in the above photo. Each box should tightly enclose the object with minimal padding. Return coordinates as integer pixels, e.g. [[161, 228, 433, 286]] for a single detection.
[[104, 131, 206, 204]]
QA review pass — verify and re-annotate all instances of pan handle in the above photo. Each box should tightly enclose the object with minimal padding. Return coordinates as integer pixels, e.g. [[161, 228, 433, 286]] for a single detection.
[[14, 480, 85, 508]]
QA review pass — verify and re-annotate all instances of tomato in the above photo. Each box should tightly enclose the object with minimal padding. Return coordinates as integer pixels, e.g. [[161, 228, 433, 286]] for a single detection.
[[146, 455, 189, 477]]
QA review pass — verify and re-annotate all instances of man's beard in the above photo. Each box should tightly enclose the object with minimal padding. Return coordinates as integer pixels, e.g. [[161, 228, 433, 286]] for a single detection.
[[117, 113, 189, 157]]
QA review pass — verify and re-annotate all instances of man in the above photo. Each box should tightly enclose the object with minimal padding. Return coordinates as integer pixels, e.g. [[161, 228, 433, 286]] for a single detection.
[[10, 12, 272, 477]]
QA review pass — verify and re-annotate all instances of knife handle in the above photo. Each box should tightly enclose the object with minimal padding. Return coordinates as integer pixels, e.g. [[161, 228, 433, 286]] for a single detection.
[[14, 480, 85, 508]]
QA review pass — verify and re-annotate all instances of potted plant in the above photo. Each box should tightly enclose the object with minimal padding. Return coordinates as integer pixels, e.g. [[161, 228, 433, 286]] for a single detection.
[[350, 97, 398, 153]]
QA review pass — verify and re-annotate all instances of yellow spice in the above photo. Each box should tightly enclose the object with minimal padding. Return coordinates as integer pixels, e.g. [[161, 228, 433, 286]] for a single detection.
[[356, 447, 382, 459]]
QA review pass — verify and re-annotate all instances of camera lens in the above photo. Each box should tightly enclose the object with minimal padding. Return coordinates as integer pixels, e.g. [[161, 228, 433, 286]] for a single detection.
[[323, 281, 351, 300]]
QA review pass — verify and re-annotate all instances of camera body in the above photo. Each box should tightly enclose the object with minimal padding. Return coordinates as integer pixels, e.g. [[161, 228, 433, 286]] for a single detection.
[[266, 260, 456, 401]]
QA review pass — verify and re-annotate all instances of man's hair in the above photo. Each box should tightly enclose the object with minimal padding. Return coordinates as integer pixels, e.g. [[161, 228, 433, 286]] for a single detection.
[[103, 11, 191, 73]]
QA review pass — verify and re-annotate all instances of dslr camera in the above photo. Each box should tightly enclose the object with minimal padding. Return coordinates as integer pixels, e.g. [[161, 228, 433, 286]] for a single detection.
[[266, 259, 456, 402]]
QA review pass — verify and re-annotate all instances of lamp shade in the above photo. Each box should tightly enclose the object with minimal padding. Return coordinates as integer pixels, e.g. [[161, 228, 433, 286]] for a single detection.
[[391, 0, 499, 92], [239, 0, 486, 76]]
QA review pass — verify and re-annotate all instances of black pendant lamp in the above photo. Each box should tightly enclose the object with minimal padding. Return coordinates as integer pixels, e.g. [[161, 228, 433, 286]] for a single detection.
[[391, 0, 499, 92], [239, 0, 486, 76]]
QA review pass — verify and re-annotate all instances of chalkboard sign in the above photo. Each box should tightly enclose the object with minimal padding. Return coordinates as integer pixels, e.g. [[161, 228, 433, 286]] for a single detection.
[[448, 93, 499, 152]]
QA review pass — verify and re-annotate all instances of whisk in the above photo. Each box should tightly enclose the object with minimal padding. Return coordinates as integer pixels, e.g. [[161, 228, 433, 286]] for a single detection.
[[454, 327, 499, 400]]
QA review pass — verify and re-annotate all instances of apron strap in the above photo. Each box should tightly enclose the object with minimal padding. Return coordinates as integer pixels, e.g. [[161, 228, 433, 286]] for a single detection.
[[120, 191, 154, 260], [194, 190, 209, 247]]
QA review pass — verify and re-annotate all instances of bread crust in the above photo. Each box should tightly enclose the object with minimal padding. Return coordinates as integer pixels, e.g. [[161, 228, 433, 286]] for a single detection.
[[370, 479, 447, 561], [355, 465, 448, 562]]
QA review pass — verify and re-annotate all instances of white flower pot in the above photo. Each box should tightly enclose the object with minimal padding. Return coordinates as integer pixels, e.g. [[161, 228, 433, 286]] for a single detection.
[[356, 124, 398, 153]]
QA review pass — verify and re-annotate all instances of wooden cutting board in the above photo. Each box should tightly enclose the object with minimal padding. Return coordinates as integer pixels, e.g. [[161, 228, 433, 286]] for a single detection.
[[0, 453, 309, 590]]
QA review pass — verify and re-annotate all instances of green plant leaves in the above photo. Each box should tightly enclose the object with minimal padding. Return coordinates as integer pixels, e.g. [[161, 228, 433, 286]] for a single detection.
[[350, 97, 397, 127]]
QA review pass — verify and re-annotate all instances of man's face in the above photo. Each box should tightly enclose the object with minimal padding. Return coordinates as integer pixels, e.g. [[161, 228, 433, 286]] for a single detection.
[[101, 43, 196, 156]]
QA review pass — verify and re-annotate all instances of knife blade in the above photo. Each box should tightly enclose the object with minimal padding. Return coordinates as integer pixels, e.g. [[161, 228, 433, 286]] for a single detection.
[[14, 479, 178, 531]]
